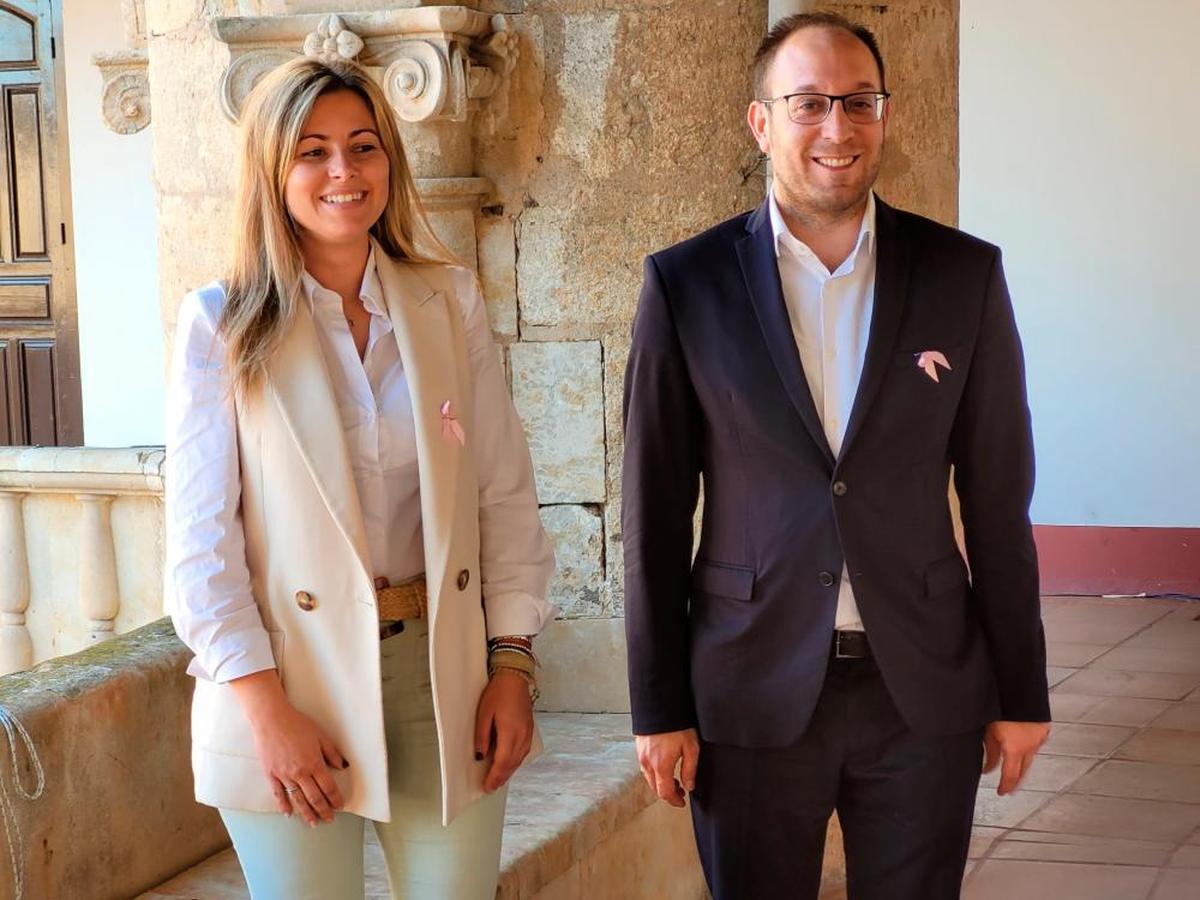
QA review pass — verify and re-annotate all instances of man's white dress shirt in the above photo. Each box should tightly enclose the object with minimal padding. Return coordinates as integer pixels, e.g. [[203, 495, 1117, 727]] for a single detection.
[[166, 251, 556, 683], [768, 190, 877, 632]]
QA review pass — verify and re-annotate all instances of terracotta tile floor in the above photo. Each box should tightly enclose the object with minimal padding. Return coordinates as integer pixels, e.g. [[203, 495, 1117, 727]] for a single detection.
[[962, 596, 1200, 900], [150, 597, 1200, 899]]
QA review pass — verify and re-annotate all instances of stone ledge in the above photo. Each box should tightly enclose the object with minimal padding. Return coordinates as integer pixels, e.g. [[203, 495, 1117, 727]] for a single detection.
[[498, 713, 702, 898], [0, 445, 166, 494], [0, 619, 227, 900]]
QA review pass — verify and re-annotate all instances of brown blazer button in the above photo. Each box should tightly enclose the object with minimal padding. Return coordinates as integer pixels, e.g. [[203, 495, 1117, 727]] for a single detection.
[[457, 569, 470, 591], [818, 571, 836, 588], [295, 590, 317, 611], [832, 481, 848, 497]]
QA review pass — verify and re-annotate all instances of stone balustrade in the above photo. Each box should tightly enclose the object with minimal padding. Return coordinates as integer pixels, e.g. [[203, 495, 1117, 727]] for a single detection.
[[0, 447, 166, 676]]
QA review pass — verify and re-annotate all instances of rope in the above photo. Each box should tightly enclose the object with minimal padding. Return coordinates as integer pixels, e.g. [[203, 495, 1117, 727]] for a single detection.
[[0, 705, 44, 900]]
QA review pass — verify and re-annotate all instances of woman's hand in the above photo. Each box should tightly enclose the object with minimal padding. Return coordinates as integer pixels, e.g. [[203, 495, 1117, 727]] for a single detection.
[[474, 670, 534, 793], [229, 670, 349, 826]]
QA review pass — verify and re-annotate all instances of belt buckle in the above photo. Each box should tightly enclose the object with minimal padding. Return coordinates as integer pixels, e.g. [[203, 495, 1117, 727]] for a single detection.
[[834, 631, 851, 659], [834, 631, 862, 660]]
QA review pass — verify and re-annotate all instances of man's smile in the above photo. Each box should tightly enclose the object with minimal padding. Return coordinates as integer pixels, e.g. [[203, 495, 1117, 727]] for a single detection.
[[812, 155, 860, 169]]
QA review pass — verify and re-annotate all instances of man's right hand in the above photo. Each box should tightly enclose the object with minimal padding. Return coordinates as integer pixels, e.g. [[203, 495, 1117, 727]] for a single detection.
[[635, 728, 700, 808]]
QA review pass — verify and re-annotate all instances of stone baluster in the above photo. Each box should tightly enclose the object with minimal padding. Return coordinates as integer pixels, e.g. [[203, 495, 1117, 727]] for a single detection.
[[0, 492, 33, 675], [76, 494, 121, 644]]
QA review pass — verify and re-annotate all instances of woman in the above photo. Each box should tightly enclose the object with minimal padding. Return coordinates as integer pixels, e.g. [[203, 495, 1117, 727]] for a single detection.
[[165, 57, 555, 899]]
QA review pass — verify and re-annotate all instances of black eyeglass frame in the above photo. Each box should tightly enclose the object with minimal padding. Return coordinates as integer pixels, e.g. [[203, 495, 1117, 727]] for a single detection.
[[758, 91, 892, 125]]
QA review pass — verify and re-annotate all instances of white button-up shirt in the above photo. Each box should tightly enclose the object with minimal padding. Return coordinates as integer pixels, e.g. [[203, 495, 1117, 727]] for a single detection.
[[166, 251, 556, 683], [769, 190, 877, 632]]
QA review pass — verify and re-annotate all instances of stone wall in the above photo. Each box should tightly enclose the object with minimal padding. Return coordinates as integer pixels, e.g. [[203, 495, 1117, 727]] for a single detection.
[[145, 0, 958, 710]]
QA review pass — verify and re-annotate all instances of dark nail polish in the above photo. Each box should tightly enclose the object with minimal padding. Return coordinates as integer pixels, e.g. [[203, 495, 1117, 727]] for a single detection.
[[342, 761, 350, 769], [475, 751, 484, 761]]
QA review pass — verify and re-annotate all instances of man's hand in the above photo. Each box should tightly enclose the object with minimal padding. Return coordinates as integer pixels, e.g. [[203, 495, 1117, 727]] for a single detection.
[[636, 728, 700, 808], [984, 720, 1051, 795]]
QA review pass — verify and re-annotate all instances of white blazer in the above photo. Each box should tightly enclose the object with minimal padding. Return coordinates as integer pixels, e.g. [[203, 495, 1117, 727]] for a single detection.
[[179, 251, 548, 825]]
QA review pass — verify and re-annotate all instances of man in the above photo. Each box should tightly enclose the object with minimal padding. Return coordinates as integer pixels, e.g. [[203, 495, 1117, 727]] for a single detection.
[[622, 12, 1051, 899]]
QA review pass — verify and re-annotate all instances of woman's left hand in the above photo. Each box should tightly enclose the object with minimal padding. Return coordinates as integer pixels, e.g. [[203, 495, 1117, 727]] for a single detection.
[[474, 670, 535, 792]]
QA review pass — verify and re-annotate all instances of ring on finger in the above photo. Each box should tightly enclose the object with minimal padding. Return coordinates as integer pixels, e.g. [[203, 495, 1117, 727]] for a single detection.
[[284, 786, 301, 794]]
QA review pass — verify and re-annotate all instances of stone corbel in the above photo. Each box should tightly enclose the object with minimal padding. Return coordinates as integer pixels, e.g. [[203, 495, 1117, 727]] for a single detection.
[[212, 8, 518, 126], [92, 49, 151, 135]]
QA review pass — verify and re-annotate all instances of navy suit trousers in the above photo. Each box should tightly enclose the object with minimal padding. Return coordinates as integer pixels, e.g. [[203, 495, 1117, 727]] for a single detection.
[[690, 655, 984, 900]]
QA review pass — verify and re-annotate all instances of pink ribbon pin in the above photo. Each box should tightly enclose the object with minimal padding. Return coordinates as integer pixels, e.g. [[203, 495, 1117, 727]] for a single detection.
[[915, 350, 952, 383], [441, 400, 466, 446]]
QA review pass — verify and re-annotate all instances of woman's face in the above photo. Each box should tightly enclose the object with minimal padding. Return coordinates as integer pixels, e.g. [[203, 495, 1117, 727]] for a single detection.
[[284, 89, 390, 252]]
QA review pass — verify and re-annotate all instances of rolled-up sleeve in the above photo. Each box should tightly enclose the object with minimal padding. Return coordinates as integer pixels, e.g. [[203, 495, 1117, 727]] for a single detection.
[[453, 270, 557, 637], [164, 286, 276, 683]]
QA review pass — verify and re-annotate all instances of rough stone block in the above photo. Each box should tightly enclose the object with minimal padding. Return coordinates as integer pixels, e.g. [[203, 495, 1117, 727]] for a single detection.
[[511, 340, 605, 504], [477, 215, 519, 338], [540, 504, 604, 617], [535, 617, 629, 713]]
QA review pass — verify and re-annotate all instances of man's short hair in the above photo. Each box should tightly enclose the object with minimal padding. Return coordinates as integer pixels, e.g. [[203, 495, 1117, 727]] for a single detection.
[[752, 12, 887, 99]]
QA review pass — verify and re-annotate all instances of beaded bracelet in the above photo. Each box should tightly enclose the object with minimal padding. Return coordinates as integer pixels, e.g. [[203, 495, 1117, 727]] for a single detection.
[[487, 635, 539, 700]]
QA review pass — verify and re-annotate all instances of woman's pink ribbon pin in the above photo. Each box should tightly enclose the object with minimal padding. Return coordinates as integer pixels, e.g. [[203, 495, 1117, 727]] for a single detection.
[[915, 350, 952, 383], [441, 400, 466, 446]]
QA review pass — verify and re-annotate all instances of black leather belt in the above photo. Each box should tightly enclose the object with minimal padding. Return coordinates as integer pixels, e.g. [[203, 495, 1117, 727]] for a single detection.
[[833, 630, 871, 660]]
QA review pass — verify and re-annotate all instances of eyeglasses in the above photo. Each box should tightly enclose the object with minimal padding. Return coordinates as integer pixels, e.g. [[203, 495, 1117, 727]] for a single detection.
[[759, 91, 890, 125]]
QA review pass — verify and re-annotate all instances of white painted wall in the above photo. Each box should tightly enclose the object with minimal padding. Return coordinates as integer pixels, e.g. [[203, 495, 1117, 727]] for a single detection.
[[62, 0, 163, 446], [960, 0, 1200, 528]]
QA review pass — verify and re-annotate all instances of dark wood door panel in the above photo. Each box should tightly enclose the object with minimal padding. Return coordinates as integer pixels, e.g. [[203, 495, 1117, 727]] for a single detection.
[[0, 334, 59, 445], [0, 338, 12, 444], [19, 336, 52, 443], [0, 274, 47, 316], [0, 0, 79, 446]]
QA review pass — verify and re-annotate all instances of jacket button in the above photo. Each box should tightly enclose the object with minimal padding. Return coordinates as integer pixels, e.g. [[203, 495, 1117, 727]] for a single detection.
[[832, 481, 848, 497], [457, 569, 470, 591], [818, 571, 836, 588], [295, 590, 317, 611]]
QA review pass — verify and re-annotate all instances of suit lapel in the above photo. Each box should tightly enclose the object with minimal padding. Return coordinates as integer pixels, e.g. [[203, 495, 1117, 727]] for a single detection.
[[839, 198, 913, 461], [736, 200, 836, 469], [267, 299, 373, 586], [374, 248, 461, 620]]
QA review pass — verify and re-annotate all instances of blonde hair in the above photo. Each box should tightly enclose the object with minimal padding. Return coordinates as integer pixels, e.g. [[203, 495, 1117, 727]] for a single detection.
[[219, 57, 448, 393]]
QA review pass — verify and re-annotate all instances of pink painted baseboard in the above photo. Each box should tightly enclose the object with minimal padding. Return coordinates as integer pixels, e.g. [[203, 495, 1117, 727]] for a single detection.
[[1033, 525, 1200, 597]]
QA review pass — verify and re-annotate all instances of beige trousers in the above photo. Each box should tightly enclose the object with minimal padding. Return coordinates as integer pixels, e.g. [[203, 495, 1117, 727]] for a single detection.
[[220, 624, 507, 900]]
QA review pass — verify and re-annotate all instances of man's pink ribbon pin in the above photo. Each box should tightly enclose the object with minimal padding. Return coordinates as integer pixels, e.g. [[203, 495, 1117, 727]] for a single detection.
[[441, 400, 466, 446], [915, 350, 952, 383]]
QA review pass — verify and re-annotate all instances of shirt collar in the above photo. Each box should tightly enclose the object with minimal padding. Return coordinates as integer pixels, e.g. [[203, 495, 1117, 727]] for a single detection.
[[299, 244, 385, 316], [768, 188, 876, 270]]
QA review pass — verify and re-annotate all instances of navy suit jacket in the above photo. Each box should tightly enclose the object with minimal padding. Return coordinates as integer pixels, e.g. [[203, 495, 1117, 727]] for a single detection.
[[621, 196, 1050, 745]]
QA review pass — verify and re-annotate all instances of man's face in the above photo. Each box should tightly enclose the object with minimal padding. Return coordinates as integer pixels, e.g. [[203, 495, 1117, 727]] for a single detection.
[[748, 27, 888, 224]]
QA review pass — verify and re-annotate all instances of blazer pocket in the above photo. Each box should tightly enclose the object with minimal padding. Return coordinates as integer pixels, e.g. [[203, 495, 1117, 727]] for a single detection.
[[924, 553, 970, 597], [691, 560, 756, 601]]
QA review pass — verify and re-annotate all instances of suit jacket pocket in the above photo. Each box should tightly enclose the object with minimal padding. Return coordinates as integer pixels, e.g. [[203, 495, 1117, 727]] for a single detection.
[[924, 553, 970, 597], [691, 560, 756, 601]]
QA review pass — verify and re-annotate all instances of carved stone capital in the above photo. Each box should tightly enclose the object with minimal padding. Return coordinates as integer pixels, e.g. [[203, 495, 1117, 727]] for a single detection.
[[93, 49, 151, 135], [213, 7, 517, 126]]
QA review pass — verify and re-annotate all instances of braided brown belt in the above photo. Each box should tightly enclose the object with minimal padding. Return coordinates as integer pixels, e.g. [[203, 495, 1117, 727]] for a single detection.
[[376, 576, 427, 639]]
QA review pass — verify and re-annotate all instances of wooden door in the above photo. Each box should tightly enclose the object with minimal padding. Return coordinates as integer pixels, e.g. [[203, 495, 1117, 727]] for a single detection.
[[0, 0, 80, 446]]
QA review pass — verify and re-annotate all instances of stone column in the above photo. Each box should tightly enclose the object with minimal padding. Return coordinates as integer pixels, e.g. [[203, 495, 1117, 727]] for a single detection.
[[77, 493, 121, 644], [0, 492, 33, 675]]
